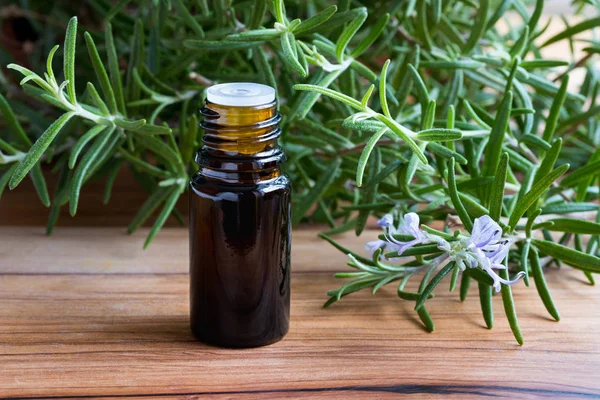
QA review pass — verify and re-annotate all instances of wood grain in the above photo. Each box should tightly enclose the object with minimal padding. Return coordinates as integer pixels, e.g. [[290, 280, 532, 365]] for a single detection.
[[1, 227, 600, 399]]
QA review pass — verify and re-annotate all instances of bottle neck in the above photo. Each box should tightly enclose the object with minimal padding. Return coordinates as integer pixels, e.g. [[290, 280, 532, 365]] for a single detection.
[[196, 100, 284, 184]]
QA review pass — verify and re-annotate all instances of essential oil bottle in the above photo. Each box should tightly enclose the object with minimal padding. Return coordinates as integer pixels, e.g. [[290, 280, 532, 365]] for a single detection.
[[189, 83, 291, 348]]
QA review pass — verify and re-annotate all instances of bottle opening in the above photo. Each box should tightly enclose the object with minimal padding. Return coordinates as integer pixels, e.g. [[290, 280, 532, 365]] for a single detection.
[[206, 82, 275, 107]]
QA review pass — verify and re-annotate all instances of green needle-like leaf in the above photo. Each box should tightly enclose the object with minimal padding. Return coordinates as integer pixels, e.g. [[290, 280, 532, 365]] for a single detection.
[[293, 158, 342, 226], [447, 158, 474, 232], [105, 23, 126, 115], [293, 84, 362, 109], [487, 0, 512, 30], [417, 306, 435, 332], [449, 265, 460, 292], [540, 219, 600, 235], [542, 17, 600, 47], [532, 239, 600, 273], [415, 262, 454, 310], [542, 76, 569, 142], [320, 233, 374, 265], [560, 159, 600, 187], [520, 59, 569, 69], [120, 149, 170, 178], [128, 186, 170, 234], [0, 94, 31, 147], [69, 125, 106, 169], [463, 0, 489, 53], [499, 267, 524, 345], [9, 112, 75, 189], [375, 115, 427, 164], [379, 59, 391, 118], [427, 142, 468, 164], [70, 126, 116, 216], [478, 282, 494, 329], [253, 47, 278, 94], [84, 32, 118, 114], [351, 13, 390, 58], [528, 0, 544, 34], [415, 128, 462, 141], [482, 91, 512, 180], [0, 164, 18, 199], [508, 164, 570, 231], [144, 187, 182, 248], [509, 26, 529, 59], [46, 45, 59, 81], [541, 202, 598, 215], [183, 40, 261, 51], [30, 163, 50, 207], [386, 243, 441, 258], [489, 153, 509, 220], [356, 128, 387, 187], [273, 0, 286, 24], [227, 29, 281, 42], [103, 159, 123, 204], [172, 0, 205, 37], [460, 273, 471, 302], [64, 17, 78, 104], [465, 267, 495, 286], [293, 5, 337, 35], [335, 8, 368, 61], [355, 148, 380, 235], [86, 82, 110, 116], [408, 64, 429, 112], [530, 247, 560, 321], [420, 59, 485, 70], [362, 159, 402, 190], [135, 134, 182, 168], [115, 118, 146, 131], [360, 84, 375, 108], [520, 240, 531, 286]]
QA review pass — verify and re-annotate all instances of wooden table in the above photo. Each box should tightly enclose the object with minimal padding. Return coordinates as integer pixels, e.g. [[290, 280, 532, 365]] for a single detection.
[[1, 225, 600, 399]]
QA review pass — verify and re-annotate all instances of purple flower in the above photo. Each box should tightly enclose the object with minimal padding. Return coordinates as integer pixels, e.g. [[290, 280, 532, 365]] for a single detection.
[[437, 215, 525, 292], [466, 216, 524, 292], [470, 215, 502, 248], [472, 239, 525, 292], [379, 213, 430, 256], [377, 214, 395, 229], [368, 213, 524, 292], [365, 239, 388, 257]]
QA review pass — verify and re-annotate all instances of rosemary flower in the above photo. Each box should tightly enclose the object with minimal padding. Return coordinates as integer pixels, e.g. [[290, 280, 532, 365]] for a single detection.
[[437, 216, 525, 292], [374, 213, 524, 292]]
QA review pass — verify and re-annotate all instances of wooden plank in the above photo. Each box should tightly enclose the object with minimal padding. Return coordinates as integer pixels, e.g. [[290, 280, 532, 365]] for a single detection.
[[0, 228, 600, 398]]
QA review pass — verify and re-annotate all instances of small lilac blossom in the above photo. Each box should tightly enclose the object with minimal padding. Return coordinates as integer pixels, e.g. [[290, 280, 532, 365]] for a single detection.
[[471, 216, 502, 248], [380, 213, 431, 256], [343, 179, 355, 192], [364, 214, 399, 258], [437, 215, 524, 292], [373, 213, 524, 292], [365, 239, 389, 257], [377, 214, 394, 229]]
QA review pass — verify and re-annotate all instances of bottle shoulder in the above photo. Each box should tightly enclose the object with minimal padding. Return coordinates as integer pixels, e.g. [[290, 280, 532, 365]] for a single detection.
[[190, 173, 291, 198]]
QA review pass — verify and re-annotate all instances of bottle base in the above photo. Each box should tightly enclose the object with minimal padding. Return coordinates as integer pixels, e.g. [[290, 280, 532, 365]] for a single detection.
[[191, 326, 288, 348]]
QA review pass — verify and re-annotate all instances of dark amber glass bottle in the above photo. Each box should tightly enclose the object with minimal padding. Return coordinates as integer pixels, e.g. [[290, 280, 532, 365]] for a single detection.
[[189, 83, 291, 348]]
